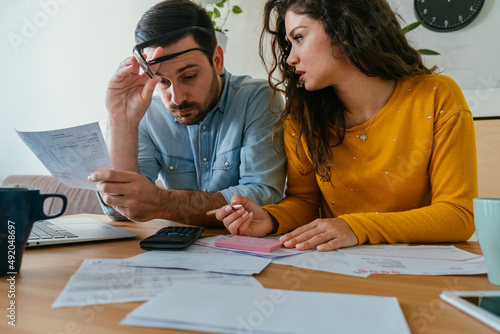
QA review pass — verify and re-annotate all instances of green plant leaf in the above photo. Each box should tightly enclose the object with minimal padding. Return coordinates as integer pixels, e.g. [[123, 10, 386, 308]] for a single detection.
[[418, 49, 441, 56], [213, 7, 221, 18], [215, 0, 226, 8], [232, 5, 243, 14], [401, 21, 439, 55], [402, 21, 422, 34]]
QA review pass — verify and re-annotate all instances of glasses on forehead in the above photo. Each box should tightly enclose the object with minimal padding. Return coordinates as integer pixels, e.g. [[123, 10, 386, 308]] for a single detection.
[[133, 26, 215, 78]]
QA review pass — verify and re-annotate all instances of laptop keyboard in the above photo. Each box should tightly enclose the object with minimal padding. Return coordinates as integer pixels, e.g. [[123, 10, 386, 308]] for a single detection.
[[29, 220, 79, 240]]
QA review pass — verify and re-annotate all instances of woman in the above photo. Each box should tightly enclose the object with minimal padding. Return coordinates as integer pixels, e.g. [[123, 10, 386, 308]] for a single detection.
[[215, 0, 477, 251]]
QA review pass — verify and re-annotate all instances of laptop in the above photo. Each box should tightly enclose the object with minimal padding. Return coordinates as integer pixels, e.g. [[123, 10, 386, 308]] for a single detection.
[[26, 217, 138, 247]]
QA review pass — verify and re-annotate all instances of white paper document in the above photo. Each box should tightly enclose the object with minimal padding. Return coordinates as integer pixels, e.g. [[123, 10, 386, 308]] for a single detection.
[[52, 259, 263, 308], [16, 122, 112, 189], [121, 282, 410, 334], [272, 250, 370, 277], [339, 244, 486, 276], [340, 244, 482, 261], [124, 244, 272, 275], [272, 244, 485, 277], [196, 235, 309, 259]]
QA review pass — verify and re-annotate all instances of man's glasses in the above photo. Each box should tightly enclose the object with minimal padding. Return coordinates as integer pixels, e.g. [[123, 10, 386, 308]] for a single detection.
[[133, 26, 215, 78]]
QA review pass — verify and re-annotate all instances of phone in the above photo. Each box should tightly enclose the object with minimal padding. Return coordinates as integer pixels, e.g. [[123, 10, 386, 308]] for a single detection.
[[440, 290, 500, 331]]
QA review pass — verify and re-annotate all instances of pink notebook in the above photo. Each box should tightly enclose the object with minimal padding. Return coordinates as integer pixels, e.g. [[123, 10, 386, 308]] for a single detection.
[[214, 235, 283, 253]]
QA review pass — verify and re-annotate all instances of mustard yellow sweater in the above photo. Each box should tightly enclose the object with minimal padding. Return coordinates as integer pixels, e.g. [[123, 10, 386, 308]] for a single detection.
[[265, 74, 477, 244]]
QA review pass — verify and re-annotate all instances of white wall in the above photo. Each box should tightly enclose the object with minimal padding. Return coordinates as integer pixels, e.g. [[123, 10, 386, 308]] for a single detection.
[[392, 0, 500, 118], [1, 0, 499, 182]]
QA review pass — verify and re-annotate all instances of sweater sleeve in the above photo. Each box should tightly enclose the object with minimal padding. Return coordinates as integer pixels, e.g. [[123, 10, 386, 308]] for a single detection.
[[341, 82, 478, 244], [264, 118, 322, 235]]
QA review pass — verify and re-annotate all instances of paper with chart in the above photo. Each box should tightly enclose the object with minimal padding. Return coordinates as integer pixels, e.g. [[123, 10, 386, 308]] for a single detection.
[[121, 281, 410, 334], [16, 122, 113, 190], [123, 244, 272, 275], [52, 258, 263, 308]]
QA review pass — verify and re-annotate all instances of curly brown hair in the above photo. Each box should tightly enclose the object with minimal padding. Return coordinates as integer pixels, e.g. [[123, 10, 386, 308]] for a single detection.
[[260, 0, 437, 181]]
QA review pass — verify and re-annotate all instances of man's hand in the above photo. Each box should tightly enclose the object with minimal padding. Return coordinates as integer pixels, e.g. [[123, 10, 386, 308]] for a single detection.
[[89, 170, 164, 222], [106, 53, 161, 125], [89, 169, 227, 225], [105, 49, 162, 172]]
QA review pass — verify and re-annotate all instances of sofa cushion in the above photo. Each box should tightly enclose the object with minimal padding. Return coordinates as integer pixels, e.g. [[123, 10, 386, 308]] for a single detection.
[[1, 175, 103, 216]]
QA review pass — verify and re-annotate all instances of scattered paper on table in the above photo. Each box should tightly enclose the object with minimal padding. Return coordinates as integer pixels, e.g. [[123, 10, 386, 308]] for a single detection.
[[123, 244, 272, 275], [339, 244, 486, 276], [52, 258, 263, 308], [340, 244, 482, 261], [272, 244, 485, 277], [16, 122, 112, 189], [121, 281, 410, 334], [272, 250, 370, 277], [52, 243, 487, 312]]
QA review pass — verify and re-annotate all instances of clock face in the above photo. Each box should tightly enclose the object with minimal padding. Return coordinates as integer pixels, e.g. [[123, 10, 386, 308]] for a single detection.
[[414, 0, 485, 32]]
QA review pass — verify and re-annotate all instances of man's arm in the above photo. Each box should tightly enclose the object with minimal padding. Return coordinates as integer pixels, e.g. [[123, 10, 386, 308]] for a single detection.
[[90, 170, 228, 226], [106, 116, 140, 172], [105, 56, 161, 171], [97, 52, 165, 220]]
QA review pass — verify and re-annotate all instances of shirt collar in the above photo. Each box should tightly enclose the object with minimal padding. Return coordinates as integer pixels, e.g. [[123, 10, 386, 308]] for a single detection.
[[213, 68, 230, 114]]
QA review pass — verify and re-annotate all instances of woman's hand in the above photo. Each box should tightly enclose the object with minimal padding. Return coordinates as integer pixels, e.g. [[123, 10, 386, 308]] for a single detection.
[[215, 195, 277, 237], [279, 218, 358, 251]]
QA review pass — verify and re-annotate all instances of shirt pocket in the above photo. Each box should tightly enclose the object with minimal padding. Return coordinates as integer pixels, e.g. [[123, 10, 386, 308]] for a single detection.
[[156, 152, 195, 174], [213, 147, 240, 171]]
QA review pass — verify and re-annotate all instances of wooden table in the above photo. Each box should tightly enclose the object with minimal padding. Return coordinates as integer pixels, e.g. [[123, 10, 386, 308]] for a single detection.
[[1, 214, 499, 334]]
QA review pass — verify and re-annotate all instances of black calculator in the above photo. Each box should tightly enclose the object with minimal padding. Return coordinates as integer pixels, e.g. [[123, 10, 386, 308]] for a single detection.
[[139, 226, 204, 250]]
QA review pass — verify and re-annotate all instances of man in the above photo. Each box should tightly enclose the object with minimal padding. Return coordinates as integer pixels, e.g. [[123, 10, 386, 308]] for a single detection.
[[88, 0, 286, 226]]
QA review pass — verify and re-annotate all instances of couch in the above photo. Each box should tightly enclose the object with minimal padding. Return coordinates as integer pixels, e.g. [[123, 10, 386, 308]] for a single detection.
[[1, 175, 103, 216]]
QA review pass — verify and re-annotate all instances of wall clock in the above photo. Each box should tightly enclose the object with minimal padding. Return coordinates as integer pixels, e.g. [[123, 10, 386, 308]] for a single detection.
[[414, 0, 485, 32]]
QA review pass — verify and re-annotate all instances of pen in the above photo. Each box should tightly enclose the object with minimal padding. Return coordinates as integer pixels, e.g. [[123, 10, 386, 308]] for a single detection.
[[206, 204, 243, 216]]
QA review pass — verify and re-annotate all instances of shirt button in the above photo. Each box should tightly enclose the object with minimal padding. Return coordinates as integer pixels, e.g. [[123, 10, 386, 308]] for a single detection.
[[169, 166, 174, 170], [224, 161, 229, 166], [202, 125, 207, 130], [203, 157, 208, 162]]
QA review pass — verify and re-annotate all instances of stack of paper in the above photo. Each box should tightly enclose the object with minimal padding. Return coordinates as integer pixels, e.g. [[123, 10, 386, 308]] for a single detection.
[[121, 282, 411, 334], [196, 235, 309, 259]]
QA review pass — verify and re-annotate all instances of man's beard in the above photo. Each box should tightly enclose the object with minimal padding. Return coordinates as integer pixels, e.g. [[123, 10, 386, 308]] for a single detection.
[[170, 70, 221, 125]]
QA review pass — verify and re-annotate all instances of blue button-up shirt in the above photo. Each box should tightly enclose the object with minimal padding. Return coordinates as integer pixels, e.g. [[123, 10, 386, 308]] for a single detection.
[[135, 70, 285, 205]]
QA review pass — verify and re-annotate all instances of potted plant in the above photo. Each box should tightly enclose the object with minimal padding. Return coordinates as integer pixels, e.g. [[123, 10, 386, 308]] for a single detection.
[[194, 0, 243, 50], [402, 21, 440, 55]]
